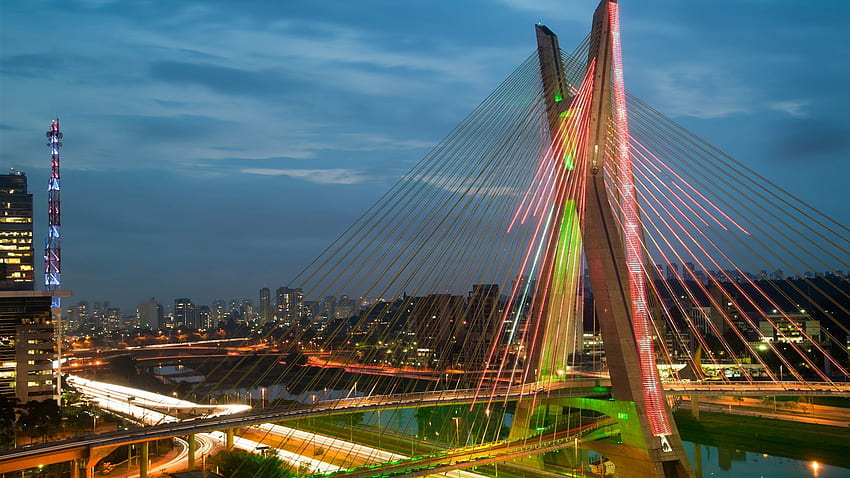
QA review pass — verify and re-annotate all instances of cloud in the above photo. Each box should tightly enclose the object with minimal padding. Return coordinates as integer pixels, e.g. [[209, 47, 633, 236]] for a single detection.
[[766, 100, 810, 118], [638, 62, 753, 119], [335, 133, 435, 151], [240, 168, 373, 184], [491, 0, 591, 23]]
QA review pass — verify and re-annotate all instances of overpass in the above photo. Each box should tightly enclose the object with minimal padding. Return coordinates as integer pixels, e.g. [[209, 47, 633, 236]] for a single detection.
[[3, 379, 849, 476]]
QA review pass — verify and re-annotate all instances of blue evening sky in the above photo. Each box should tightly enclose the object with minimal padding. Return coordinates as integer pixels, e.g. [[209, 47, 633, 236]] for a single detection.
[[1, 1, 848, 313]]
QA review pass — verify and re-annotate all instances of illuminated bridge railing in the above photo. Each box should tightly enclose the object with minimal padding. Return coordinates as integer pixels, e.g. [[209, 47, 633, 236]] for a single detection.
[[662, 381, 850, 397]]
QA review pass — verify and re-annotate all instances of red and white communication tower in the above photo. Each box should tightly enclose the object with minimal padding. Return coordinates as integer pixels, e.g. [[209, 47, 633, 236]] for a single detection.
[[45, 119, 62, 308]]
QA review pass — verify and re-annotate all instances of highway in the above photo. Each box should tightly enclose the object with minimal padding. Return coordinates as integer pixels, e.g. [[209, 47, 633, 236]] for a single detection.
[[67, 375, 251, 424], [3, 377, 848, 475], [3, 377, 489, 477]]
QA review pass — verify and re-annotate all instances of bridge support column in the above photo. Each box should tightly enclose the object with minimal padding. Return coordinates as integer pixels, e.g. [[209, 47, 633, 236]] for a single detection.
[[87, 445, 118, 478], [508, 399, 536, 441], [140, 441, 149, 478], [691, 395, 700, 420], [70, 459, 82, 478], [225, 428, 234, 449], [187, 434, 196, 471]]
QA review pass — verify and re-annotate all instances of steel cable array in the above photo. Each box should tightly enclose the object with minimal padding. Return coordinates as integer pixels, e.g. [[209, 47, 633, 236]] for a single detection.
[[171, 38, 850, 470]]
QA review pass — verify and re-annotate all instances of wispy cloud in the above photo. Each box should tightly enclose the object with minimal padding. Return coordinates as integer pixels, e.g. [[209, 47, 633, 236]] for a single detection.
[[766, 100, 810, 118], [639, 62, 753, 119], [491, 0, 591, 23], [241, 168, 373, 184], [336, 133, 435, 151]]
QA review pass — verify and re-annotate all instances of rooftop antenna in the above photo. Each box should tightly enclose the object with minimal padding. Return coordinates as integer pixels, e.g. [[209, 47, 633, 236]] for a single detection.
[[45, 118, 62, 305]]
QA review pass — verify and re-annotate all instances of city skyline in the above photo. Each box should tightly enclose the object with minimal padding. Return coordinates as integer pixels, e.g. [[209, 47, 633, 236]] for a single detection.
[[59, 262, 850, 332], [1, 1, 848, 312]]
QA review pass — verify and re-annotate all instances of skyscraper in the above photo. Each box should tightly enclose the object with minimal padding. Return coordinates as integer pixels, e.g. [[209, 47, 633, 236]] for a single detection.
[[0, 171, 35, 290], [198, 305, 212, 330], [136, 297, 162, 330], [275, 286, 303, 325], [0, 171, 64, 402], [460, 284, 502, 369], [173, 298, 197, 329], [259, 287, 271, 322]]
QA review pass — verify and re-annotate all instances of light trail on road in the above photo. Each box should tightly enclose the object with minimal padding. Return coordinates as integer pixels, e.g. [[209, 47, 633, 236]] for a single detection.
[[65, 376, 489, 477], [67, 375, 250, 425]]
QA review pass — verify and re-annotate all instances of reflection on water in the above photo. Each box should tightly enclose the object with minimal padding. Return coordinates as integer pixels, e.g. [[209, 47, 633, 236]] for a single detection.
[[686, 441, 848, 478]]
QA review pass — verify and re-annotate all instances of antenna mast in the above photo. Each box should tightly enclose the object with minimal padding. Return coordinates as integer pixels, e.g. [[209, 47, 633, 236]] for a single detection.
[[45, 119, 62, 307]]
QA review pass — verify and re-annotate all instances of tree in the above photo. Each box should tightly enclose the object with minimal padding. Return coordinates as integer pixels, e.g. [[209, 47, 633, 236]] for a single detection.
[[19, 399, 61, 443], [212, 449, 293, 478], [0, 396, 21, 450]]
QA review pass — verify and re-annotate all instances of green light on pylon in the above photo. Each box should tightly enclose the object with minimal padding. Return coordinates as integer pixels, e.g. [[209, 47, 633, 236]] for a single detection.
[[564, 153, 574, 170], [554, 93, 563, 102], [536, 200, 582, 381]]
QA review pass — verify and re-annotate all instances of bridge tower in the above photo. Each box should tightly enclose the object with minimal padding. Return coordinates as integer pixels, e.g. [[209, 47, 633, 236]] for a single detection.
[[519, 2, 694, 476]]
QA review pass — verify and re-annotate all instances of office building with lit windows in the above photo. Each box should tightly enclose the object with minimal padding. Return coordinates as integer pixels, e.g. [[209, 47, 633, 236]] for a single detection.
[[0, 172, 70, 402], [0, 171, 34, 290], [0, 291, 69, 402]]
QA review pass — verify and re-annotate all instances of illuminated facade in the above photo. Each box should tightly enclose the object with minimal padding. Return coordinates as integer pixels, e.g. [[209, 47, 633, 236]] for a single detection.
[[0, 292, 66, 402], [173, 298, 198, 329], [275, 286, 304, 325], [0, 173, 54, 402], [0, 172, 35, 291], [259, 287, 272, 322]]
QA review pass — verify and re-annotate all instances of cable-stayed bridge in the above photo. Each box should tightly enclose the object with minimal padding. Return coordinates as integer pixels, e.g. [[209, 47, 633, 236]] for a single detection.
[[3, 0, 849, 477]]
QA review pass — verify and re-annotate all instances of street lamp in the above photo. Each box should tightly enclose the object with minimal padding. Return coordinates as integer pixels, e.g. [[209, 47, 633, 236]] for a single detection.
[[452, 417, 460, 446]]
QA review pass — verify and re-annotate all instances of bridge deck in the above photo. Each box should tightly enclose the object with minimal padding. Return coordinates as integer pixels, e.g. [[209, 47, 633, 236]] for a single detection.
[[2, 380, 848, 473]]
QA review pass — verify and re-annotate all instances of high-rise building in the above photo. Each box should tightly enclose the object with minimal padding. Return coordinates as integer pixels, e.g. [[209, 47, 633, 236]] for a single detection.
[[335, 295, 355, 319], [0, 291, 71, 402], [73, 301, 92, 333], [409, 293, 464, 367], [0, 172, 35, 291], [173, 298, 198, 330], [0, 173, 61, 403], [136, 297, 161, 330], [459, 284, 502, 369], [240, 299, 254, 323], [319, 295, 337, 323], [211, 299, 226, 325], [197, 305, 212, 330], [259, 287, 272, 322], [666, 262, 679, 281], [104, 307, 122, 331], [275, 286, 303, 325]]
